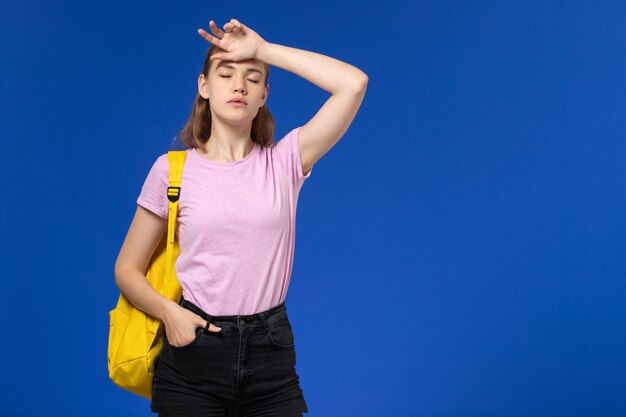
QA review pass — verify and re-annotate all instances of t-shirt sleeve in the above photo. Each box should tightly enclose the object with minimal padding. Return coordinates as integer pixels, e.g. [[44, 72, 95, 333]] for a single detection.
[[274, 126, 313, 188], [136, 153, 169, 219]]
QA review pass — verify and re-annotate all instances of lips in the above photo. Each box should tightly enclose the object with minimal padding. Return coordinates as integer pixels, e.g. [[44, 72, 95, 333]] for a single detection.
[[228, 98, 247, 105]]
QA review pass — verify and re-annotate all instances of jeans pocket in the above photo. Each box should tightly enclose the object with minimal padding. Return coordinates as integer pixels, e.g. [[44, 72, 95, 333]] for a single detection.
[[166, 327, 204, 350], [267, 318, 295, 348]]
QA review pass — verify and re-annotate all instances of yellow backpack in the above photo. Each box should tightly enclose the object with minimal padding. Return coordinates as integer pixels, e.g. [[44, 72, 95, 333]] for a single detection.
[[108, 150, 187, 399]]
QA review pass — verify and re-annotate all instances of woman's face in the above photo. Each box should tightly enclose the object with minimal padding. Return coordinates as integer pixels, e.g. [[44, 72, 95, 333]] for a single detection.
[[199, 58, 269, 125]]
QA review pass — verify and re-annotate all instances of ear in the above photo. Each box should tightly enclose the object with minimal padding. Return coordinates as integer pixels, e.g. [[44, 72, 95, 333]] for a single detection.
[[198, 73, 210, 99]]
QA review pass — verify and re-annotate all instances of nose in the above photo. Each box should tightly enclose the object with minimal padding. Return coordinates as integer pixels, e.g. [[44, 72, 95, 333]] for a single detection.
[[233, 79, 246, 94]]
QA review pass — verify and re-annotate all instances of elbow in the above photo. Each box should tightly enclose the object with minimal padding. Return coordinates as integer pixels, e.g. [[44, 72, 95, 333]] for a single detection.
[[343, 75, 368, 95], [357, 71, 368, 88], [353, 74, 368, 93], [113, 264, 124, 289], [114, 262, 133, 289]]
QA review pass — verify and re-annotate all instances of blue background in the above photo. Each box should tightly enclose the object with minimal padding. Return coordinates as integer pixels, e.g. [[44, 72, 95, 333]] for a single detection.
[[1, 1, 625, 416]]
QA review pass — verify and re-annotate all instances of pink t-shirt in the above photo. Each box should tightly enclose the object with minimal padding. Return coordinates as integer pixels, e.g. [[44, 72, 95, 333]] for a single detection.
[[136, 126, 312, 316]]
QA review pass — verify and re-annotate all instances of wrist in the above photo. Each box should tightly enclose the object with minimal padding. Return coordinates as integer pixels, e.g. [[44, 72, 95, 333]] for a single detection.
[[160, 298, 180, 323], [256, 41, 272, 62]]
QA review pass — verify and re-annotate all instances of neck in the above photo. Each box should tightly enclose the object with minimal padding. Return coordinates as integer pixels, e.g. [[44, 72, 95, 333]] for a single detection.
[[200, 123, 254, 162]]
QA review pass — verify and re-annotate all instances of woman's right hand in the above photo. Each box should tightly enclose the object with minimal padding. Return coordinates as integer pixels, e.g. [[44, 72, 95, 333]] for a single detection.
[[162, 302, 222, 348]]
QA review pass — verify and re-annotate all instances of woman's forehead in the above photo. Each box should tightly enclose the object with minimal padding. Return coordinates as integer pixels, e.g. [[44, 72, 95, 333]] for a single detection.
[[215, 59, 263, 68]]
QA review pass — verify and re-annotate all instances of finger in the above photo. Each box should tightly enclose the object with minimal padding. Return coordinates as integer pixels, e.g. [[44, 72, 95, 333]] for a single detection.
[[207, 322, 222, 332], [209, 20, 224, 37], [197, 28, 220, 45], [224, 22, 238, 33]]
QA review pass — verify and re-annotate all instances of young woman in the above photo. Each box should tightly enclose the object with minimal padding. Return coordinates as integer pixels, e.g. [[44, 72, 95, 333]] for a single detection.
[[114, 18, 367, 417]]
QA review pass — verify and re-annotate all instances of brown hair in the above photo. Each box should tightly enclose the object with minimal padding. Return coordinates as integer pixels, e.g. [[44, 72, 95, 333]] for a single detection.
[[169, 44, 275, 150]]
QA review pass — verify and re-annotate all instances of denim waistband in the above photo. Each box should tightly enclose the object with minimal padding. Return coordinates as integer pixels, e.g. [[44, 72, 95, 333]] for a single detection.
[[179, 296, 289, 331]]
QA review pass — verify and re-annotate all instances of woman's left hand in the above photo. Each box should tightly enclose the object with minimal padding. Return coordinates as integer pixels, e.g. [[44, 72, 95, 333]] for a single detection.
[[197, 18, 267, 62]]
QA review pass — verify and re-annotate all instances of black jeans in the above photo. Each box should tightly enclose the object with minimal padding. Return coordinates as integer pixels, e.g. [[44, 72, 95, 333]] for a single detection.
[[150, 296, 309, 416]]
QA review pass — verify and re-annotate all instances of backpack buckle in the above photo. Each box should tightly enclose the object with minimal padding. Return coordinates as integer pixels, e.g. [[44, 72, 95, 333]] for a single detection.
[[167, 186, 181, 202]]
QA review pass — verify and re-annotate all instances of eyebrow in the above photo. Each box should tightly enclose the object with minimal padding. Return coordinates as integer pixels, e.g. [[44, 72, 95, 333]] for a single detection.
[[216, 62, 264, 75]]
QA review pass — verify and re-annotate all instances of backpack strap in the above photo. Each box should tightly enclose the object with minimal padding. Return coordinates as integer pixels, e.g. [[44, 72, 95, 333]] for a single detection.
[[164, 150, 187, 294]]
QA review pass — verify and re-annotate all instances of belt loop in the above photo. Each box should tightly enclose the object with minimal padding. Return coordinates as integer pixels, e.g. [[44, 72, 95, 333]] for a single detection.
[[259, 311, 267, 329]]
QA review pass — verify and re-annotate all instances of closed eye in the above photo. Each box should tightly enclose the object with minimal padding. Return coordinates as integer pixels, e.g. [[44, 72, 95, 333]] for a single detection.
[[219, 75, 259, 84]]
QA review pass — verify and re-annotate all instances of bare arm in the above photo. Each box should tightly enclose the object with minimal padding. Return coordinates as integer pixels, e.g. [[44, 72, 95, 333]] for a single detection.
[[255, 41, 368, 175], [113, 205, 178, 321]]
